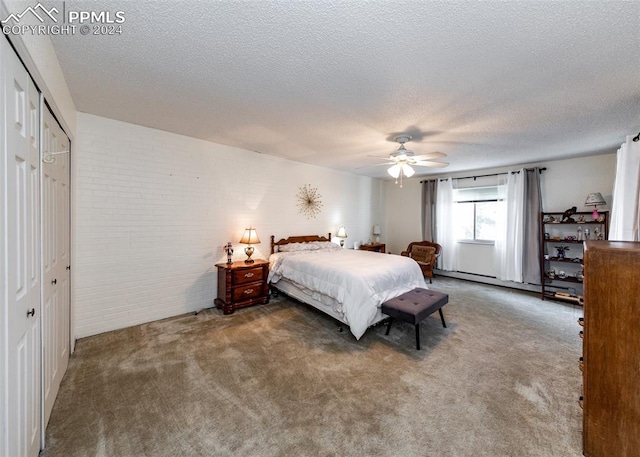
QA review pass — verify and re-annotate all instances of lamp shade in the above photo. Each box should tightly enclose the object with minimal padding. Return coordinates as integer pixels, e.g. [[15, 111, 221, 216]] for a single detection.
[[387, 163, 416, 179], [336, 226, 347, 238], [401, 164, 415, 178], [373, 224, 381, 235], [239, 228, 260, 245], [585, 193, 606, 206], [387, 164, 401, 178]]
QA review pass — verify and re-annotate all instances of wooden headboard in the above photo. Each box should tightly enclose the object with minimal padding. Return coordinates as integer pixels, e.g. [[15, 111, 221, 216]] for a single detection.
[[270, 233, 332, 254]]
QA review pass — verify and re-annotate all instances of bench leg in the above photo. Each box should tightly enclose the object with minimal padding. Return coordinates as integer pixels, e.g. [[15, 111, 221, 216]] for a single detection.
[[415, 324, 421, 350], [385, 318, 393, 336], [439, 308, 447, 328]]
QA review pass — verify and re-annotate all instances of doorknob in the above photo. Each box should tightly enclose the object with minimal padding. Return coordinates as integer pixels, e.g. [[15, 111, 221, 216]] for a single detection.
[[27, 308, 35, 318], [51, 278, 57, 285]]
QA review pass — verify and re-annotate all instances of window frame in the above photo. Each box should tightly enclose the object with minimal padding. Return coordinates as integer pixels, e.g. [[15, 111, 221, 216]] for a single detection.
[[454, 187, 499, 244]]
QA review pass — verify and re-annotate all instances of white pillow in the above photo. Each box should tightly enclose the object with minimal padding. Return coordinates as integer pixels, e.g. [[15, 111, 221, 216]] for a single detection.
[[278, 242, 318, 252], [310, 241, 341, 251]]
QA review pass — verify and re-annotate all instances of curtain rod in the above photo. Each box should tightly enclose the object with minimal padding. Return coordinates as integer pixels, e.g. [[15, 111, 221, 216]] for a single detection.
[[421, 167, 546, 183]]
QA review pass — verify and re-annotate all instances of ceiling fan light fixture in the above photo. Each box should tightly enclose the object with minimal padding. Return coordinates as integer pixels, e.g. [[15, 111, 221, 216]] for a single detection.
[[401, 164, 415, 178], [387, 164, 401, 178]]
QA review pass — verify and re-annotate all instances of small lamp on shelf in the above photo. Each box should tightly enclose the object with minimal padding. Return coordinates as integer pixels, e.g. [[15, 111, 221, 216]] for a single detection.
[[239, 228, 260, 263], [585, 192, 606, 220], [373, 224, 381, 243], [336, 225, 347, 247]]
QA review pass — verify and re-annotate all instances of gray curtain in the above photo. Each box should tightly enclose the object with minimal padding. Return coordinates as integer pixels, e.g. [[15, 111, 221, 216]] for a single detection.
[[421, 180, 438, 241], [522, 168, 542, 284]]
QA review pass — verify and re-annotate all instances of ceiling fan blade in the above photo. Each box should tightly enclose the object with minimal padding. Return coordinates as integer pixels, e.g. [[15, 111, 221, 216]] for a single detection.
[[411, 152, 447, 161], [413, 161, 449, 168], [355, 162, 393, 169]]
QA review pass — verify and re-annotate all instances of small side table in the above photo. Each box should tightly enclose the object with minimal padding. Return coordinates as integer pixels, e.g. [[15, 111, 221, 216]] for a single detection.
[[359, 243, 386, 253], [214, 259, 269, 314]]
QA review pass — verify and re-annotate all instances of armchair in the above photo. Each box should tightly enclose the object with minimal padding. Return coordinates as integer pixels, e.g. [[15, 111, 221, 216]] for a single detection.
[[401, 241, 442, 283]]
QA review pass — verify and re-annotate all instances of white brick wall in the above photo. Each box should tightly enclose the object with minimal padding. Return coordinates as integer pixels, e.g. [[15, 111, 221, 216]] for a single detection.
[[75, 113, 384, 337]]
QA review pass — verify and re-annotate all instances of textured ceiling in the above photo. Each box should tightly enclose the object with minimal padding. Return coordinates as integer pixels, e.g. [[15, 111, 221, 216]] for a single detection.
[[50, 0, 640, 178]]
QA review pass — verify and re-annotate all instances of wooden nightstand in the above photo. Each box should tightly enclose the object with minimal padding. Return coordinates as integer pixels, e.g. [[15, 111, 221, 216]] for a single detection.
[[359, 243, 386, 253], [214, 259, 269, 314]]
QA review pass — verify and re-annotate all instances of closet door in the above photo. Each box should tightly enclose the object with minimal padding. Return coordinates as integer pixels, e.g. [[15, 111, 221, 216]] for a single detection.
[[1, 34, 7, 457], [41, 106, 70, 427], [3, 36, 42, 457]]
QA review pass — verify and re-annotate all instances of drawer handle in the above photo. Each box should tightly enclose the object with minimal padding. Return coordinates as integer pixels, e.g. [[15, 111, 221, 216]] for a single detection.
[[244, 288, 254, 295], [244, 272, 255, 278]]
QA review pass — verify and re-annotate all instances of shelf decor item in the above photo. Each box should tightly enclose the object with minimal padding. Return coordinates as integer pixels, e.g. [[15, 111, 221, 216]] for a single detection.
[[239, 228, 260, 263], [561, 206, 577, 222], [585, 192, 606, 219], [556, 245, 570, 259], [224, 242, 234, 264]]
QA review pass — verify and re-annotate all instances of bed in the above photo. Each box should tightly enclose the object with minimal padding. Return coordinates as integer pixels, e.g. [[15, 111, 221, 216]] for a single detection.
[[268, 234, 427, 339]]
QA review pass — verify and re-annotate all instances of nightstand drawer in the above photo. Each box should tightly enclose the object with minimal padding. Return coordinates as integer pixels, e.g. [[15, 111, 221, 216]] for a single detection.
[[233, 266, 265, 285], [232, 282, 265, 302]]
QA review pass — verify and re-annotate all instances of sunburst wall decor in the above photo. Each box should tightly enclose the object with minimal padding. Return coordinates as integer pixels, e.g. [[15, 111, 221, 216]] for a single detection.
[[296, 184, 323, 219]]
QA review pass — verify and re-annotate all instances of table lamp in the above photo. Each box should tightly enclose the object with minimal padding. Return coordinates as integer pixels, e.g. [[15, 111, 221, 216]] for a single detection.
[[336, 225, 347, 247], [373, 224, 381, 243], [239, 228, 260, 263], [585, 193, 606, 219]]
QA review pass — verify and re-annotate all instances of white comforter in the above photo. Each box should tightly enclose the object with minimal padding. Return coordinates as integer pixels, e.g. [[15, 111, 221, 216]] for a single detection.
[[268, 249, 426, 339]]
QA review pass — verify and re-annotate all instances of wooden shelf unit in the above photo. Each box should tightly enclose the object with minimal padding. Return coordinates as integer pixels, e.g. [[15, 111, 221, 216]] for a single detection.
[[539, 211, 608, 303]]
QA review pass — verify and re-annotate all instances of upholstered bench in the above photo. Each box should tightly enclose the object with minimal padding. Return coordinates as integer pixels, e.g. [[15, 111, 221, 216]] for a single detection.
[[382, 288, 448, 350]]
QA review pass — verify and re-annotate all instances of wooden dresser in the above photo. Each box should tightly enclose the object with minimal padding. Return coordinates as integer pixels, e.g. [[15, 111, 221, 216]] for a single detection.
[[582, 241, 640, 456], [214, 259, 269, 314], [359, 243, 386, 253]]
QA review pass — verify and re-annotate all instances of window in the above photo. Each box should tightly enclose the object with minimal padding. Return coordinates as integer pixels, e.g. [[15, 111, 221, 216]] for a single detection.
[[453, 186, 499, 242]]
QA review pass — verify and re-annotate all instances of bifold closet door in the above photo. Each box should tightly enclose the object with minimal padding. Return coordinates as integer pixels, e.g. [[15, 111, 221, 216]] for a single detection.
[[41, 106, 70, 428], [3, 36, 42, 457]]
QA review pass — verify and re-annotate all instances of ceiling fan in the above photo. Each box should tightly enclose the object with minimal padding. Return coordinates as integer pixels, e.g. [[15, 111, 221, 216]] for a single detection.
[[383, 135, 448, 187]]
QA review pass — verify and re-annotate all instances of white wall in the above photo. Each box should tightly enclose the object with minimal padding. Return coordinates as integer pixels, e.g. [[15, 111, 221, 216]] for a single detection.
[[384, 153, 617, 282], [75, 113, 384, 337]]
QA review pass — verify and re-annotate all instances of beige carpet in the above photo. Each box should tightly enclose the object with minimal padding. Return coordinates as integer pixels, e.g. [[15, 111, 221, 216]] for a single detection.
[[41, 277, 584, 457]]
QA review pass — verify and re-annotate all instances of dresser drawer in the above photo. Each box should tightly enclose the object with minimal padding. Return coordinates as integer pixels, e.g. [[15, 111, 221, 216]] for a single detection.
[[233, 266, 265, 285], [232, 282, 264, 302]]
